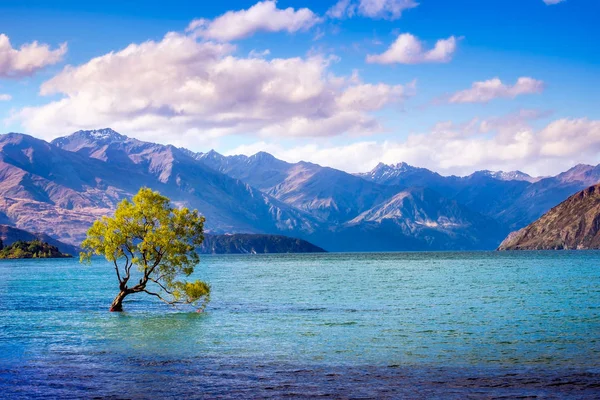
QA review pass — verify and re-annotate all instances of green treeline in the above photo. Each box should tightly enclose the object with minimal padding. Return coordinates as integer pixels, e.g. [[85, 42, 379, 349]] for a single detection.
[[0, 240, 72, 259]]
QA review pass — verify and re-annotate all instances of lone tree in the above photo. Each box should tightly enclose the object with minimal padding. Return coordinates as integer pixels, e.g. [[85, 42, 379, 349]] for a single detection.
[[80, 188, 210, 312]]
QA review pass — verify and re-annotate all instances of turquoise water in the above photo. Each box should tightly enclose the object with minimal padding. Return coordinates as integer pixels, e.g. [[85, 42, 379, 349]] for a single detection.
[[1, 252, 599, 398]]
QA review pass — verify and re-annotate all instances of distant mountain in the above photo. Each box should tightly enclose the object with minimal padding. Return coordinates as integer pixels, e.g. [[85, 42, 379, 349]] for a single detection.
[[452, 172, 532, 223], [197, 149, 600, 250], [499, 184, 600, 250], [356, 162, 464, 198], [333, 187, 505, 251], [198, 150, 400, 223], [198, 150, 292, 193], [469, 170, 539, 183], [52, 130, 319, 237], [200, 234, 325, 254], [0, 130, 321, 248], [555, 164, 600, 185], [356, 162, 534, 224], [197, 150, 504, 250], [52, 128, 129, 157], [0, 132, 125, 245], [357, 161, 600, 231], [359, 162, 538, 186], [494, 165, 600, 230], [0, 128, 597, 252], [200, 151, 600, 249], [0, 225, 78, 255]]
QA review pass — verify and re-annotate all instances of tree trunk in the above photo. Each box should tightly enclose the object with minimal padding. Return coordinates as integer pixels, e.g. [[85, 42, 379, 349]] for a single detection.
[[110, 290, 128, 312]]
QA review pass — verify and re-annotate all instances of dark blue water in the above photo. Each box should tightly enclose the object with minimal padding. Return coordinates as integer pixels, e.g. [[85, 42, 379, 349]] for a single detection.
[[1, 252, 599, 398]]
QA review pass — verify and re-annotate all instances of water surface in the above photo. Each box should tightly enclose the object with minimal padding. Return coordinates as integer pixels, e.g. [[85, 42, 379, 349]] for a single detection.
[[1, 252, 599, 398]]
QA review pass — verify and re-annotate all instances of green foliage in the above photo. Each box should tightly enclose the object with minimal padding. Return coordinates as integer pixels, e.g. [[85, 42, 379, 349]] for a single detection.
[[80, 187, 210, 311], [173, 280, 211, 310], [0, 240, 71, 259]]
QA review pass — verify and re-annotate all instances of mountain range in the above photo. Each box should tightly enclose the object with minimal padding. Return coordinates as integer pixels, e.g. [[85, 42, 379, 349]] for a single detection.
[[0, 128, 598, 252]]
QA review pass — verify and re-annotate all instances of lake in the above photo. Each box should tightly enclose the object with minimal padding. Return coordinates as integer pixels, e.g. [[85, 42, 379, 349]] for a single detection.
[[1, 252, 599, 398]]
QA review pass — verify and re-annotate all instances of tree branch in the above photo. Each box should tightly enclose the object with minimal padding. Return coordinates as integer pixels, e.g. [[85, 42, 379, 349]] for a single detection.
[[123, 243, 136, 282], [112, 259, 123, 285], [149, 277, 174, 295], [144, 252, 163, 281], [121, 252, 131, 287], [143, 289, 178, 307]]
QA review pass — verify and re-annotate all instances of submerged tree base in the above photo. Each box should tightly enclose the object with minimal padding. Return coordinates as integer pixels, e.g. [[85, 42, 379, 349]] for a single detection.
[[109, 291, 128, 312]]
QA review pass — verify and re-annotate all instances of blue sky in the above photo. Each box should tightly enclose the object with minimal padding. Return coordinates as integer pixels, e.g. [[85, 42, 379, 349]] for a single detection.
[[0, 0, 599, 176]]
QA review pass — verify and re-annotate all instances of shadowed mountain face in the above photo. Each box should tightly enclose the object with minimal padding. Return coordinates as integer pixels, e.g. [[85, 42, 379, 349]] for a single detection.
[[198, 151, 402, 223], [356, 161, 600, 231], [499, 184, 600, 250], [487, 164, 600, 230], [198, 149, 600, 250], [196, 150, 512, 250], [200, 234, 326, 254], [324, 187, 506, 251], [0, 129, 597, 252]]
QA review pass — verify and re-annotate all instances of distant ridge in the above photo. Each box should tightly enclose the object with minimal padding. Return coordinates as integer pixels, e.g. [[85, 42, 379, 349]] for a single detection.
[[200, 234, 325, 254], [356, 162, 540, 184], [0, 225, 79, 255], [499, 183, 600, 250]]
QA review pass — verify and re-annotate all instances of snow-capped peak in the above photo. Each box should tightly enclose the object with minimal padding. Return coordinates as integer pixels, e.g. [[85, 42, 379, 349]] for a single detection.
[[471, 170, 538, 183], [80, 128, 126, 141], [52, 128, 129, 148], [390, 162, 416, 173], [359, 161, 418, 181]]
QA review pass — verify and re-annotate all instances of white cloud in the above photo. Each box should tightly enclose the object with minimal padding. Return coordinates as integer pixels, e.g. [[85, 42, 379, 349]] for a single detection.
[[327, 0, 355, 18], [327, 0, 419, 20], [539, 118, 600, 157], [337, 81, 416, 111], [0, 94, 11, 101], [186, 1, 321, 42], [248, 49, 271, 58], [0, 34, 67, 78], [449, 77, 545, 104], [543, 0, 566, 5], [12, 31, 414, 145], [358, 0, 419, 19], [367, 33, 457, 64], [227, 116, 600, 177]]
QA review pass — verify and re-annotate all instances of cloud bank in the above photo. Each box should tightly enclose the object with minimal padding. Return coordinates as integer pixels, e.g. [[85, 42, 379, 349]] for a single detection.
[[227, 115, 600, 177], [13, 31, 414, 145]]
